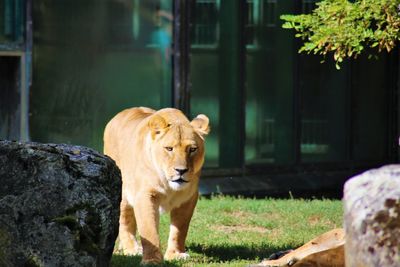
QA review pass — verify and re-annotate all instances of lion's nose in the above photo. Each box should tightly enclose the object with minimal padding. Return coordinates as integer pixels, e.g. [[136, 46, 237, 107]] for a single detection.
[[175, 168, 188, 175]]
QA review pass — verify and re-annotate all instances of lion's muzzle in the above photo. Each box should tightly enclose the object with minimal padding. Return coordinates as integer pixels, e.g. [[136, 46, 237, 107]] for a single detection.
[[175, 168, 188, 175], [168, 176, 190, 191], [171, 177, 189, 184]]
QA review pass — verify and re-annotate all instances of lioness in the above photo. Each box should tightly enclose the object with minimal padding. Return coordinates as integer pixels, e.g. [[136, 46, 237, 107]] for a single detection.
[[103, 107, 209, 264]]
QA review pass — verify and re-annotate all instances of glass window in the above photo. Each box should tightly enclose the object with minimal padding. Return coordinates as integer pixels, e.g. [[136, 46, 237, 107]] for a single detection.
[[30, 0, 173, 152], [190, 0, 220, 167], [298, 55, 349, 162], [245, 0, 296, 164], [191, 0, 219, 47], [0, 56, 20, 140], [0, 0, 25, 45], [351, 54, 390, 161], [302, 0, 317, 13], [190, 0, 243, 168], [190, 50, 220, 167]]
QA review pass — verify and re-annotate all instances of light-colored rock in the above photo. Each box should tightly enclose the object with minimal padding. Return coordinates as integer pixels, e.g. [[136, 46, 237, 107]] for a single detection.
[[344, 164, 400, 267]]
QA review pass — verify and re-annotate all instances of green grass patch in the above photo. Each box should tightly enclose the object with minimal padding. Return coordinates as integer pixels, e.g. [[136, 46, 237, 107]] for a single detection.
[[111, 195, 343, 266]]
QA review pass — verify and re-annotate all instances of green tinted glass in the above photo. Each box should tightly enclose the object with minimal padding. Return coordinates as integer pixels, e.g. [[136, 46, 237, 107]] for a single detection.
[[298, 55, 348, 162], [30, 0, 173, 151], [0, 57, 20, 140], [190, 0, 244, 168], [352, 54, 390, 161], [190, 0, 220, 167], [0, 0, 24, 44], [245, 0, 295, 164]]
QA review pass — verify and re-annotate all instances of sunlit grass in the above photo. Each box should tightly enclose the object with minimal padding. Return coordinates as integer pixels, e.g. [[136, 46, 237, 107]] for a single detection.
[[111, 195, 343, 266]]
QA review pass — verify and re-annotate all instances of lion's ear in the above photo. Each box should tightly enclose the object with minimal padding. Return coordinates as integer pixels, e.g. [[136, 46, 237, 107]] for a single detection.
[[148, 114, 168, 139], [190, 114, 210, 138]]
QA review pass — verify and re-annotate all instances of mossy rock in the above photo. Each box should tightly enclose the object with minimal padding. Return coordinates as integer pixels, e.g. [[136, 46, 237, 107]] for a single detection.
[[0, 141, 122, 267]]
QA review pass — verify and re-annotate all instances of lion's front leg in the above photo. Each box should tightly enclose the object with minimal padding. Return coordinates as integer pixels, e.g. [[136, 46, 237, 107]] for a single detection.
[[134, 193, 163, 264], [165, 192, 198, 261], [118, 198, 142, 255]]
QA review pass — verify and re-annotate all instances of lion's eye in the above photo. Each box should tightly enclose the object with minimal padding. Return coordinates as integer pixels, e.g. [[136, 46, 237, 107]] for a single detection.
[[165, 147, 173, 152], [189, 147, 198, 153]]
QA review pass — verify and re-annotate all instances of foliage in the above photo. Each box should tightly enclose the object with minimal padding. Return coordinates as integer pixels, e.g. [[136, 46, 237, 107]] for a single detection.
[[280, 0, 400, 69], [111, 195, 343, 266]]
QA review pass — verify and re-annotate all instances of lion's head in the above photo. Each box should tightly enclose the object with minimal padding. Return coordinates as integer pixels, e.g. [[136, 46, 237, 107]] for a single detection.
[[146, 109, 209, 191]]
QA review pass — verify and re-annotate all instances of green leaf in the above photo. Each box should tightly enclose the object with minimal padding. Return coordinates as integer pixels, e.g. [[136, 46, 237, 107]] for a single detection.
[[280, 0, 400, 68]]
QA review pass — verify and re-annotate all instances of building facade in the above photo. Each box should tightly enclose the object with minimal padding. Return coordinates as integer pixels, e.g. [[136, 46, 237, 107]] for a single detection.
[[1, 0, 398, 196]]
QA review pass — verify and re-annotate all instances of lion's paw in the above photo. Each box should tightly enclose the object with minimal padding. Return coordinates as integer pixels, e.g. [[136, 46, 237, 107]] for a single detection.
[[116, 243, 143, 256], [164, 251, 190, 261]]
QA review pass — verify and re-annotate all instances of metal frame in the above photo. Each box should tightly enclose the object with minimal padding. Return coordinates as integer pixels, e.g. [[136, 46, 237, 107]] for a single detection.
[[173, 0, 191, 115]]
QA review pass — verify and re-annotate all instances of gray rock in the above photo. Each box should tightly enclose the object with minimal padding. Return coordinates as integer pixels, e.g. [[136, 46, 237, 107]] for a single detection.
[[0, 140, 122, 267], [343, 164, 400, 267]]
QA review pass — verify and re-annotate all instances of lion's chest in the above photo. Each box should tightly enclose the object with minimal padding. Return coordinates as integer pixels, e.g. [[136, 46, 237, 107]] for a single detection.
[[158, 190, 191, 213]]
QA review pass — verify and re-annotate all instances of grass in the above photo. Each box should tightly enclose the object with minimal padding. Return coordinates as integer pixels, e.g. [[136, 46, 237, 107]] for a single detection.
[[111, 195, 343, 266]]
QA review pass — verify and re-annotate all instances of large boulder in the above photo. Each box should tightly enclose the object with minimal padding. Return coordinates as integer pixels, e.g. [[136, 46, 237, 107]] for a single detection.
[[343, 164, 400, 267], [0, 140, 122, 267]]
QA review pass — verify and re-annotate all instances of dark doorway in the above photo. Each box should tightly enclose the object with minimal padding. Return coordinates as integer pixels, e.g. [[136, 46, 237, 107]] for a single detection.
[[0, 56, 20, 140]]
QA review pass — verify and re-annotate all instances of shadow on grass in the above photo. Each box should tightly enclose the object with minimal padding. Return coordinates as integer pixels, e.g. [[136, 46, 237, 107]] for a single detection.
[[110, 244, 296, 266], [187, 243, 294, 262], [111, 254, 182, 267]]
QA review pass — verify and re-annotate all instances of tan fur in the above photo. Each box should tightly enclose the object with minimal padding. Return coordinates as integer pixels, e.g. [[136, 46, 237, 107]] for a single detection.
[[104, 107, 209, 265], [256, 228, 345, 267]]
